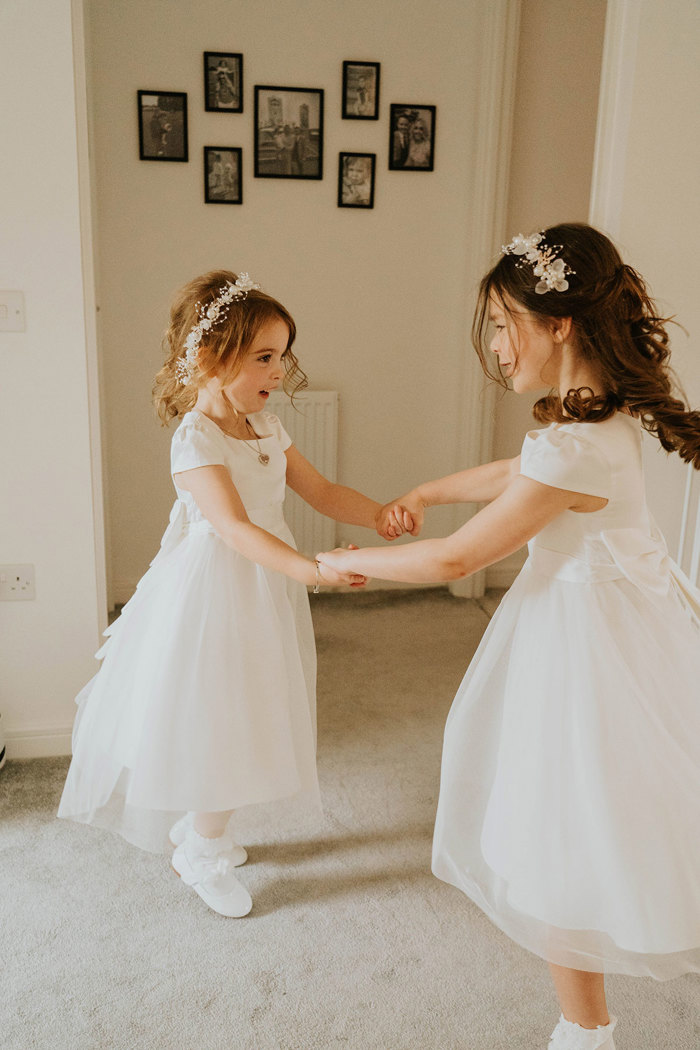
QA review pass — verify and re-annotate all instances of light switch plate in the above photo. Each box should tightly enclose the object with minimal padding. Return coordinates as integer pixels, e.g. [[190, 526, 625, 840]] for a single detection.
[[0, 291, 26, 332]]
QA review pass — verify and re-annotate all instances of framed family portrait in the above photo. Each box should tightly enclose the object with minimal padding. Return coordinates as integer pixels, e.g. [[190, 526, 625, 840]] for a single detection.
[[388, 104, 436, 171], [338, 152, 375, 208], [203, 52, 243, 112], [137, 91, 188, 161], [254, 86, 324, 179], [341, 61, 380, 120], [204, 147, 242, 204]]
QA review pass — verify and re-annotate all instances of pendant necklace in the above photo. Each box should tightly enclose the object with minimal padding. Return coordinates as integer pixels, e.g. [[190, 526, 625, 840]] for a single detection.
[[243, 419, 270, 465]]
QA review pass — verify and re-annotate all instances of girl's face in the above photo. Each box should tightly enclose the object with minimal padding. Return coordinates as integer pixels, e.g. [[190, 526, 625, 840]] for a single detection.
[[488, 294, 561, 393], [220, 318, 290, 414], [347, 161, 366, 183]]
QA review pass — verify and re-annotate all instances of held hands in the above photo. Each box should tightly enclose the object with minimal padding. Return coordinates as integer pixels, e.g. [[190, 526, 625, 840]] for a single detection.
[[316, 547, 358, 581], [375, 491, 425, 539], [315, 545, 367, 589]]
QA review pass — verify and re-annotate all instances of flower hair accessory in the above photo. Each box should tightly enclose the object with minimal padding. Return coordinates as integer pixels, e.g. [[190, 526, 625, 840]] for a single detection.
[[501, 232, 574, 294], [176, 272, 260, 385]]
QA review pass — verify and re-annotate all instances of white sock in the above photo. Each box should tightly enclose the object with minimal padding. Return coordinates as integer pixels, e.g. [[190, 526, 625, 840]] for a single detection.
[[549, 1013, 617, 1050]]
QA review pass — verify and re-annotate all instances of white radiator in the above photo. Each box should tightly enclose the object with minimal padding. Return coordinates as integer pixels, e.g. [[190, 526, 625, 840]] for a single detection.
[[268, 390, 338, 557], [678, 463, 700, 587]]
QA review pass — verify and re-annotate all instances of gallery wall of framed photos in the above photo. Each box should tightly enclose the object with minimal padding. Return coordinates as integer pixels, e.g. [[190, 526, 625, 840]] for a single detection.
[[88, 0, 496, 596], [136, 58, 436, 209]]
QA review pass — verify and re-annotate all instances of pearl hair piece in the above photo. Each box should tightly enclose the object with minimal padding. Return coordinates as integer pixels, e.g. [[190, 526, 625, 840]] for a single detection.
[[176, 272, 260, 386], [501, 232, 575, 294]]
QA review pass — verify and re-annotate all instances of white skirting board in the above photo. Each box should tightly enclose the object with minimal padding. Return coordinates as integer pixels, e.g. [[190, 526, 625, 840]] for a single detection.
[[485, 549, 527, 589], [5, 725, 73, 760]]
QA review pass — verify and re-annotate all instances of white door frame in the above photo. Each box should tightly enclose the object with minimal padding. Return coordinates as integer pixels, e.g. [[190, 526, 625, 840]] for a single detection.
[[72, 0, 108, 632], [449, 0, 521, 598]]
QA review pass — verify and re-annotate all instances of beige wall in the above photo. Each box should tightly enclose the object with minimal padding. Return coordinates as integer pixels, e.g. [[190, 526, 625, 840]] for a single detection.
[[0, 0, 104, 756], [86, 0, 499, 603], [487, 0, 607, 584]]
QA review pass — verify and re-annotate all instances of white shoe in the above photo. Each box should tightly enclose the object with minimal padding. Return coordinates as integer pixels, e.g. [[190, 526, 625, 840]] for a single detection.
[[548, 1014, 617, 1050], [169, 813, 247, 866], [172, 829, 252, 917]]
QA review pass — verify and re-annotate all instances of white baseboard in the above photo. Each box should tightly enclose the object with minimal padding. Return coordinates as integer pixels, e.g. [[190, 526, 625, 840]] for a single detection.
[[6, 726, 73, 760], [110, 577, 137, 607], [113, 576, 446, 606], [353, 579, 443, 593], [485, 551, 526, 589]]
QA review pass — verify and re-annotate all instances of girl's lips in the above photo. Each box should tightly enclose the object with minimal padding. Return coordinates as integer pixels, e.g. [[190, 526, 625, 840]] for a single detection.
[[259, 390, 269, 398]]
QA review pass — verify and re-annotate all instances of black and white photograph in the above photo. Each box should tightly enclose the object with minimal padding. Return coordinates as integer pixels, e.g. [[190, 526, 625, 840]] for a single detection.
[[137, 90, 188, 161], [337, 152, 375, 208], [254, 86, 323, 179], [203, 52, 243, 112], [388, 104, 436, 171], [341, 61, 380, 120], [204, 146, 242, 203]]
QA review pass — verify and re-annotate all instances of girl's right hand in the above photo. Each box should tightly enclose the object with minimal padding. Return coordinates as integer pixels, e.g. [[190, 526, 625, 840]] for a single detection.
[[376, 491, 425, 538]]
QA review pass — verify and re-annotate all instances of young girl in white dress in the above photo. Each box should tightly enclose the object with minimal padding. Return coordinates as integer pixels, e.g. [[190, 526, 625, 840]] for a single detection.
[[318, 224, 700, 1049], [59, 270, 408, 918]]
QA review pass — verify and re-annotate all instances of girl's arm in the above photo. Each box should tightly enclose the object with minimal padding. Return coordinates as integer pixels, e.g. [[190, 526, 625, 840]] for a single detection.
[[284, 445, 409, 539], [173, 464, 366, 588], [317, 475, 606, 583], [378, 456, 521, 537]]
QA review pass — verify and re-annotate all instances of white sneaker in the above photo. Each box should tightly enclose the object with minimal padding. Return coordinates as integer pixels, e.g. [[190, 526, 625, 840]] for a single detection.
[[172, 830, 252, 917], [169, 813, 247, 866], [548, 1014, 617, 1050]]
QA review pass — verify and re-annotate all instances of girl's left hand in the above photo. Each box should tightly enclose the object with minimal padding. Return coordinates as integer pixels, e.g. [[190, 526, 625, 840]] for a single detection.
[[321, 550, 358, 575], [316, 545, 368, 588]]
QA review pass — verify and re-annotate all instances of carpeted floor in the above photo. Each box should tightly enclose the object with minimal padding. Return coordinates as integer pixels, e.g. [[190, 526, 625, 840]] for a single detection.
[[1, 589, 698, 1050]]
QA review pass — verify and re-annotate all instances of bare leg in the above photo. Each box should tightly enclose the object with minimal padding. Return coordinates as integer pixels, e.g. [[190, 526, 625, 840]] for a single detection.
[[193, 810, 234, 839], [549, 964, 610, 1028]]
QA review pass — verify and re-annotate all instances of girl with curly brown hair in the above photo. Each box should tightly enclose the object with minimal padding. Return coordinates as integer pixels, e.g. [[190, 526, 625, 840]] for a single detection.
[[59, 270, 410, 919]]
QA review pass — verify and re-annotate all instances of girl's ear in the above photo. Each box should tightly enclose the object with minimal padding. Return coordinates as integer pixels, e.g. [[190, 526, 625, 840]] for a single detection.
[[551, 316, 573, 343]]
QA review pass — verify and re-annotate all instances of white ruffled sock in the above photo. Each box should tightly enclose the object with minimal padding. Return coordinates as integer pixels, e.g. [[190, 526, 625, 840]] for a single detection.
[[548, 1013, 617, 1050]]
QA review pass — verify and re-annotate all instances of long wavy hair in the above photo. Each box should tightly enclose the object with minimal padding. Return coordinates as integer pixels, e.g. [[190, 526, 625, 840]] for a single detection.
[[153, 270, 307, 425], [473, 223, 700, 467]]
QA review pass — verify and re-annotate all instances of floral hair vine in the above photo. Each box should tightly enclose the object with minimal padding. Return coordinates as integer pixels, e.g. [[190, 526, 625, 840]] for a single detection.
[[176, 272, 260, 385], [501, 232, 574, 294]]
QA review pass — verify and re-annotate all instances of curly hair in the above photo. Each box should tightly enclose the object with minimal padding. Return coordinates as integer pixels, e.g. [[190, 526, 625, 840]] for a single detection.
[[153, 270, 307, 425], [473, 223, 700, 467]]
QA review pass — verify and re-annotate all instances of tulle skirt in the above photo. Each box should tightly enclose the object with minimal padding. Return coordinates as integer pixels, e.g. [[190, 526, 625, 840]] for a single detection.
[[58, 525, 318, 852], [432, 560, 700, 979]]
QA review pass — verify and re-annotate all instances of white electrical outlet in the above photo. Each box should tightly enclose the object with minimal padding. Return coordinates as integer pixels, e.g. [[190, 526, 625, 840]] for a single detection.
[[0, 564, 36, 601]]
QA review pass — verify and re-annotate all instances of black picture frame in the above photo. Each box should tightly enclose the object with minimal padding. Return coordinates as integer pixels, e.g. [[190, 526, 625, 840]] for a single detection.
[[204, 52, 243, 113], [204, 147, 242, 204], [137, 90, 188, 161], [341, 61, 380, 120], [388, 104, 436, 171], [338, 152, 376, 208], [254, 86, 324, 179]]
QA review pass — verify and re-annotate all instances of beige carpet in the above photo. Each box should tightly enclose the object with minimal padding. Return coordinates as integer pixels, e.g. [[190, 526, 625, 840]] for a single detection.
[[1, 589, 698, 1050]]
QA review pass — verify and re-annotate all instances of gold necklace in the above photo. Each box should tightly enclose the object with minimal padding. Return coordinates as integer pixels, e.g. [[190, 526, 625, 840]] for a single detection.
[[242, 419, 270, 465]]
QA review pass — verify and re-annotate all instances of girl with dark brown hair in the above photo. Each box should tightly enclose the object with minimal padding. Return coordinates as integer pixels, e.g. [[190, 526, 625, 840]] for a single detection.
[[320, 224, 700, 1049]]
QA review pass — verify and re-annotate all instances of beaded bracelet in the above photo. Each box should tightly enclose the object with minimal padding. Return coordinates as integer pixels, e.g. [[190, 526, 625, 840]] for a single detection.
[[313, 560, 321, 594]]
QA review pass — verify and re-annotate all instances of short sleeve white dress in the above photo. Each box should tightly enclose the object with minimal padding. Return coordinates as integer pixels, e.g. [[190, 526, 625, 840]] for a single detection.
[[58, 409, 319, 852], [432, 413, 700, 980]]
